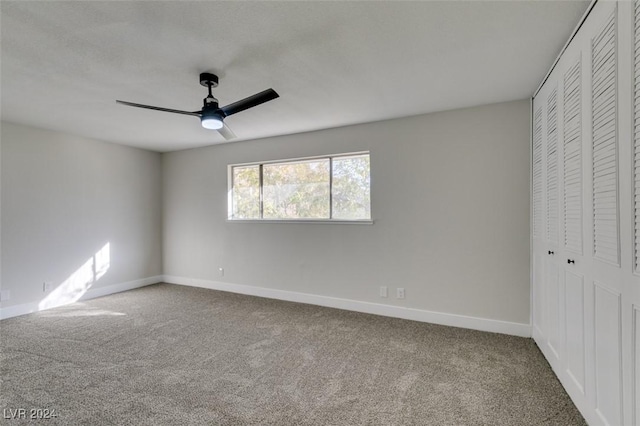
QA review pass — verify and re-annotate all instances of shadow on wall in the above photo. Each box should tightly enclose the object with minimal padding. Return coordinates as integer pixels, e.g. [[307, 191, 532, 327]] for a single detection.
[[38, 242, 110, 310]]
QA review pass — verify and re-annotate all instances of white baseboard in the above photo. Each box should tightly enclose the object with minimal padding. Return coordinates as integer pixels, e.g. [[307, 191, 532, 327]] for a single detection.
[[163, 275, 532, 338], [0, 275, 162, 320]]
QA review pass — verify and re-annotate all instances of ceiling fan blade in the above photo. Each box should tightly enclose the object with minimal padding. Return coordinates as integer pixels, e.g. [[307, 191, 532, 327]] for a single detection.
[[116, 100, 201, 117], [220, 89, 279, 117], [217, 123, 237, 140]]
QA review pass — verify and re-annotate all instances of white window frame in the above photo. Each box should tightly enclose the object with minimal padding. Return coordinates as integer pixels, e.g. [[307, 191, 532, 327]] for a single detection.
[[227, 151, 373, 224]]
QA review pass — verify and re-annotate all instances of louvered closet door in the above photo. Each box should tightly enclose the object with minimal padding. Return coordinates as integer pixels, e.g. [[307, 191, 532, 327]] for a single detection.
[[631, 1, 640, 425], [588, 5, 625, 426], [541, 86, 563, 359], [541, 86, 563, 365], [561, 52, 587, 399], [532, 95, 549, 344]]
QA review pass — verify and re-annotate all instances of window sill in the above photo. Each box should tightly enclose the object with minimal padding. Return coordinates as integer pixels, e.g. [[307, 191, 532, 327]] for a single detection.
[[226, 219, 374, 225]]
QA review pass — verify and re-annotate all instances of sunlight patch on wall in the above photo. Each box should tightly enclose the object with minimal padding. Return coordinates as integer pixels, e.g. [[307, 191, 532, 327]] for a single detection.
[[38, 243, 110, 310]]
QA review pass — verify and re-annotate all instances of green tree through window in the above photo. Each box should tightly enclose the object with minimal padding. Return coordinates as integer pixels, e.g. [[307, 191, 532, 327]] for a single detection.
[[232, 165, 260, 219], [230, 153, 371, 221]]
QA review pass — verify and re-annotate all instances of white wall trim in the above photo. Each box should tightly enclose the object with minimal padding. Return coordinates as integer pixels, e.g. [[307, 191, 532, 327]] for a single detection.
[[0, 276, 162, 320], [164, 275, 532, 338]]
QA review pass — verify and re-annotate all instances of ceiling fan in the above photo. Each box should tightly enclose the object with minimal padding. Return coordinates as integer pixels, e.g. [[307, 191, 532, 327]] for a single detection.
[[116, 73, 279, 140]]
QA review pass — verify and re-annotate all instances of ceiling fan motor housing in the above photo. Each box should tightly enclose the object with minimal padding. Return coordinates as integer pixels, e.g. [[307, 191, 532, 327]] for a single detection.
[[203, 96, 220, 109]]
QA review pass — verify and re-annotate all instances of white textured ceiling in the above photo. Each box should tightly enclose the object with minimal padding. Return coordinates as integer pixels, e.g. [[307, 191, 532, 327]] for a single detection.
[[1, 1, 589, 152]]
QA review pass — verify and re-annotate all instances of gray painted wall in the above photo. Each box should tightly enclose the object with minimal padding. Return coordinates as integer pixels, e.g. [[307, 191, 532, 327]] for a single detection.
[[1, 122, 162, 308], [163, 99, 531, 324]]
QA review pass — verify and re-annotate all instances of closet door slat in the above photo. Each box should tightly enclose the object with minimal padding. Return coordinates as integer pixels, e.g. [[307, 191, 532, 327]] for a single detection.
[[564, 59, 583, 254], [592, 11, 619, 265]]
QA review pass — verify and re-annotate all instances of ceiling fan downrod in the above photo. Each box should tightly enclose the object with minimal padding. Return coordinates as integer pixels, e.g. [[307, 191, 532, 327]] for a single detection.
[[200, 73, 219, 108]]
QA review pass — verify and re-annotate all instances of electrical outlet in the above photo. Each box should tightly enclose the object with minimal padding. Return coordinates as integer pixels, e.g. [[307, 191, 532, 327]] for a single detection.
[[379, 286, 388, 298], [43, 281, 53, 292], [218, 267, 224, 277], [396, 288, 405, 299], [0, 290, 10, 302]]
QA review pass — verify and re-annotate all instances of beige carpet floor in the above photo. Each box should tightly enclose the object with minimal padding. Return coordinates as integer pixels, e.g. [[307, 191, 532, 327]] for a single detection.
[[0, 283, 585, 425]]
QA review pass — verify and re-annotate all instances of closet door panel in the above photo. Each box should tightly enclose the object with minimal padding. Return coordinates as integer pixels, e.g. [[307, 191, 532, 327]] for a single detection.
[[565, 270, 586, 394], [547, 260, 562, 360], [533, 252, 546, 337], [594, 283, 623, 426], [634, 305, 640, 425]]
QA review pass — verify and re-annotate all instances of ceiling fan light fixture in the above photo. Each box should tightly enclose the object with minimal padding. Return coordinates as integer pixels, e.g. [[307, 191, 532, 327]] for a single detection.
[[201, 111, 224, 130]]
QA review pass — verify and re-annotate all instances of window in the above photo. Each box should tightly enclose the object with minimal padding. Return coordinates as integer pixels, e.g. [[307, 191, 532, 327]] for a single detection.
[[229, 152, 371, 222]]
